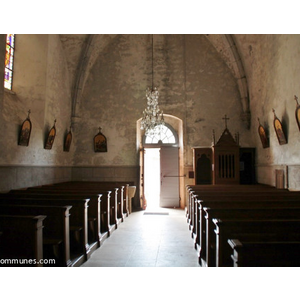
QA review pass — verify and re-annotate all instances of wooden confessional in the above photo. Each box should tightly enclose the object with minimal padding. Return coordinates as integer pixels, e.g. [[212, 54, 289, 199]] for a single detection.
[[193, 116, 255, 185], [212, 127, 240, 184]]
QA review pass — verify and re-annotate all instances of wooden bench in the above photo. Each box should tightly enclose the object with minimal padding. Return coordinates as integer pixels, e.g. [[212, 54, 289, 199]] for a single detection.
[[66, 181, 133, 217], [199, 198, 300, 265], [204, 206, 300, 267], [11, 180, 133, 247], [186, 184, 300, 266], [0, 204, 72, 267], [188, 186, 300, 231], [185, 184, 280, 240], [11, 188, 109, 245], [0, 214, 46, 267], [185, 184, 277, 223], [228, 239, 300, 267], [48, 181, 134, 218], [0, 194, 90, 266], [186, 184, 297, 223], [68, 182, 127, 217], [213, 218, 300, 267], [27, 181, 129, 230], [187, 184, 300, 221]]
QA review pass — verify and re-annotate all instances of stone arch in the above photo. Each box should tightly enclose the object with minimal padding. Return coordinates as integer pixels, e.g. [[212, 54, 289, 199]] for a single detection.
[[205, 34, 250, 128], [70, 34, 118, 121]]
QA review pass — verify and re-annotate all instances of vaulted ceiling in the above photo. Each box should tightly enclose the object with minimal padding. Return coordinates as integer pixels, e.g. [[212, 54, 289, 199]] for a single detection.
[[59, 34, 251, 128]]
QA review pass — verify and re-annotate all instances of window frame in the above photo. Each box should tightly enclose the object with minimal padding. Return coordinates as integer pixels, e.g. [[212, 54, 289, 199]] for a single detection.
[[4, 34, 15, 91], [143, 123, 179, 146]]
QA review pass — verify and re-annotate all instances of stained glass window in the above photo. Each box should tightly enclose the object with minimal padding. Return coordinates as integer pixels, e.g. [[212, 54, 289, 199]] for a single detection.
[[4, 34, 15, 90]]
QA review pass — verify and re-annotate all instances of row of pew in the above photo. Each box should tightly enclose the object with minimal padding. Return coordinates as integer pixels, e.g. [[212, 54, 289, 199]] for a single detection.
[[186, 184, 300, 267], [0, 181, 134, 267]]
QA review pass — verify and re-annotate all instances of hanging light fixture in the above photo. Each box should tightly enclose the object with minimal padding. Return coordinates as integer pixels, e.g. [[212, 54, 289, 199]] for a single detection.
[[140, 35, 164, 136]]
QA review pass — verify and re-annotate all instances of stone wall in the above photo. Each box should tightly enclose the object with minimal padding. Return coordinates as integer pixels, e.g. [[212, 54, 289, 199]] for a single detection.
[[3, 34, 299, 198], [71, 34, 252, 207], [235, 34, 300, 190], [0, 34, 254, 203], [0, 165, 72, 192], [0, 34, 73, 191], [73, 35, 253, 168]]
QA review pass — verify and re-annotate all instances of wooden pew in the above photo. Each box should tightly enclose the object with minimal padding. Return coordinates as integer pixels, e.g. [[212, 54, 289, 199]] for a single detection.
[[228, 239, 300, 267], [186, 184, 297, 227], [204, 206, 300, 267], [0, 194, 90, 266], [185, 184, 279, 241], [0, 204, 72, 267], [199, 199, 300, 266], [213, 218, 300, 267], [56, 181, 133, 215], [186, 184, 300, 266], [0, 214, 46, 267], [11, 188, 108, 245], [1, 180, 133, 266], [27, 181, 125, 229], [10, 181, 124, 247], [49, 181, 133, 219]]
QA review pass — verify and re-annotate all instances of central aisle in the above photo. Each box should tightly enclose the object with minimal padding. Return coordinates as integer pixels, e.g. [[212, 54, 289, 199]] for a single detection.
[[81, 208, 200, 267]]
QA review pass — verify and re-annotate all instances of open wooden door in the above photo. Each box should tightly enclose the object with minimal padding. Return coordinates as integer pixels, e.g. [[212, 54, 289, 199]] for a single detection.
[[160, 147, 180, 208], [139, 148, 146, 209]]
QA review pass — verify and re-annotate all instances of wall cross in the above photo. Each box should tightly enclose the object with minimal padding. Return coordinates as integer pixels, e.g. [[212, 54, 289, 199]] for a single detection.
[[222, 114, 229, 128]]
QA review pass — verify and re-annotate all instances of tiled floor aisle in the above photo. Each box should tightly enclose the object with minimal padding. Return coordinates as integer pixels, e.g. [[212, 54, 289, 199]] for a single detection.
[[81, 208, 200, 267]]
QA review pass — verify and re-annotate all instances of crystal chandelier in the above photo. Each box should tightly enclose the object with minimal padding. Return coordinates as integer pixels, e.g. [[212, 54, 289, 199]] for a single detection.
[[140, 35, 164, 136]]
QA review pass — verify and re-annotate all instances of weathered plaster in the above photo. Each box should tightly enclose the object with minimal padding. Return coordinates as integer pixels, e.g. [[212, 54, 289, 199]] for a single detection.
[[0, 34, 74, 190], [234, 34, 300, 189], [73, 34, 252, 169], [205, 34, 250, 128], [2, 34, 300, 193]]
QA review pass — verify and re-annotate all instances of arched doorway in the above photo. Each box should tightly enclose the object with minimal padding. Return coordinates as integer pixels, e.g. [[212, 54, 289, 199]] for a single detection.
[[142, 123, 180, 209], [137, 114, 184, 210]]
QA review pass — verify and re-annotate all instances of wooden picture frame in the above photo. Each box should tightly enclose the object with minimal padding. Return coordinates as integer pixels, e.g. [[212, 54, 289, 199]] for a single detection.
[[294, 95, 300, 131], [257, 118, 269, 148], [272, 109, 287, 145], [94, 127, 107, 152], [44, 120, 56, 150], [18, 110, 32, 147], [64, 129, 72, 152]]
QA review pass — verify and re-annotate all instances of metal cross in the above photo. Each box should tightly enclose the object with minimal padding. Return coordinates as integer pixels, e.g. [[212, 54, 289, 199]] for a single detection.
[[222, 114, 229, 128]]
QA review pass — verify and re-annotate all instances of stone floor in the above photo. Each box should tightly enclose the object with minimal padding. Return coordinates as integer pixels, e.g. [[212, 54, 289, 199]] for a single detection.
[[81, 208, 200, 267]]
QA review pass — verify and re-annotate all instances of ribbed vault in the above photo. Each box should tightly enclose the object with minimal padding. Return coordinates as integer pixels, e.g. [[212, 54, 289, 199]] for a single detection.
[[205, 34, 250, 128], [61, 34, 250, 129]]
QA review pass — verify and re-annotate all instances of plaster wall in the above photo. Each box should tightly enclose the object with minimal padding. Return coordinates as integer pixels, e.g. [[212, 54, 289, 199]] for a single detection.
[[71, 34, 252, 206], [235, 34, 300, 189], [73, 34, 253, 167], [4, 34, 297, 197], [0, 34, 73, 190]]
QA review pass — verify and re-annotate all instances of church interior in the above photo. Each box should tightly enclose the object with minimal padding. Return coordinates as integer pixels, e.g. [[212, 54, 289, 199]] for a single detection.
[[1, 23, 299, 298], [2, 34, 300, 196]]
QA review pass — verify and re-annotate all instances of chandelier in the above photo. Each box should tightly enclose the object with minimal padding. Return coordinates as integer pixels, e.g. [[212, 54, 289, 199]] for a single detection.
[[140, 35, 164, 136]]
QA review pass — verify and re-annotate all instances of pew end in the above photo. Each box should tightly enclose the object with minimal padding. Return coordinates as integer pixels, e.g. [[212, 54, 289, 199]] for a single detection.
[[228, 239, 300, 267]]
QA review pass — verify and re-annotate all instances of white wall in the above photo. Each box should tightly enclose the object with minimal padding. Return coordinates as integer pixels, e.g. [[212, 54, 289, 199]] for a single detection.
[[235, 34, 300, 189], [0, 34, 73, 190]]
